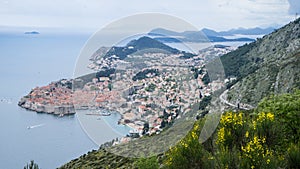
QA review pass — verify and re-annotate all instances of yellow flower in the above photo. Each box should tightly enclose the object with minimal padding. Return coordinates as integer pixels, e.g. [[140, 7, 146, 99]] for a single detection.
[[238, 112, 243, 119], [266, 113, 274, 121], [253, 136, 259, 144], [241, 135, 274, 168], [252, 121, 257, 130], [245, 131, 249, 138], [194, 123, 199, 130], [257, 112, 275, 122], [191, 131, 197, 139], [257, 112, 265, 122], [216, 127, 225, 144]]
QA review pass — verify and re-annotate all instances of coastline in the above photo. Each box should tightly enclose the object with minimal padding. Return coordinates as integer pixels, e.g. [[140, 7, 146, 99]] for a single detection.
[[75, 109, 131, 146], [17, 42, 235, 142], [18, 97, 75, 115], [17, 79, 75, 116]]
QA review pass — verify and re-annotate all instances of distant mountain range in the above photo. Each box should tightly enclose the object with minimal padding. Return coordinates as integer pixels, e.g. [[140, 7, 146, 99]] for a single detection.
[[148, 26, 276, 43], [202, 27, 276, 36]]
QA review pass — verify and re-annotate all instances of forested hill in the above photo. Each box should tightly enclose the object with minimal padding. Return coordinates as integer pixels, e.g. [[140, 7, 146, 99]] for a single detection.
[[103, 36, 181, 60]]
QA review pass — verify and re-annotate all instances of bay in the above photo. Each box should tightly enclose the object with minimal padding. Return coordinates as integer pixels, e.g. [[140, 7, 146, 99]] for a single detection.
[[0, 32, 127, 169]]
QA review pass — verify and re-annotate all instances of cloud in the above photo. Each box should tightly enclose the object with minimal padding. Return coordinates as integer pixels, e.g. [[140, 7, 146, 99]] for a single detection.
[[0, 0, 294, 31], [287, 0, 300, 14]]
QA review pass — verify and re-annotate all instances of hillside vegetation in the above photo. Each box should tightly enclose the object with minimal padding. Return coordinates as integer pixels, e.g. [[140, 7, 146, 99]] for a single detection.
[[60, 19, 300, 169], [219, 18, 300, 105], [60, 90, 300, 169]]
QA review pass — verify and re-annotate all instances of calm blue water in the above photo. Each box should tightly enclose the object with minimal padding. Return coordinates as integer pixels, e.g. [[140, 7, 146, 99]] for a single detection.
[[0, 32, 128, 169]]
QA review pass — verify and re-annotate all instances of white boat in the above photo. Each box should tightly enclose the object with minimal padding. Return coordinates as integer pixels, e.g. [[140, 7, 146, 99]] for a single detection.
[[96, 110, 111, 116], [99, 112, 111, 116], [85, 109, 112, 116]]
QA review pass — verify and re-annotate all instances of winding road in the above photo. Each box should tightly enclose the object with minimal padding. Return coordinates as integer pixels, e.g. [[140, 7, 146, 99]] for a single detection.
[[219, 90, 254, 110]]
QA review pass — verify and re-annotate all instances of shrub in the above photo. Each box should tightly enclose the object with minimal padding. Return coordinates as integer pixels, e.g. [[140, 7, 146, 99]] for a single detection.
[[216, 112, 248, 150], [240, 135, 273, 169], [286, 143, 300, 169], [215, 147, 240, 169], [135, 156, 159, 169], [163, 120, 212, 169], [256, 90, 300, 144], [253, 112, 279, 148]]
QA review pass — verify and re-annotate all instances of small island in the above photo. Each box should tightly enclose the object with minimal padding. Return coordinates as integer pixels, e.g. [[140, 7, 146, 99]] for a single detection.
[[24, 31, 40, 35]]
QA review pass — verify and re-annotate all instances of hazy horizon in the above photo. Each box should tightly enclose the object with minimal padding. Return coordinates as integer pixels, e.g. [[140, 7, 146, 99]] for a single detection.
[[0, 22, 286, 36], [0, 0, 298, 33]]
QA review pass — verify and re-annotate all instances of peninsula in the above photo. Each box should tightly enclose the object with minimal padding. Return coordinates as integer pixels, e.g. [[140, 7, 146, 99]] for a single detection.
[[19, 37, 234, 136]]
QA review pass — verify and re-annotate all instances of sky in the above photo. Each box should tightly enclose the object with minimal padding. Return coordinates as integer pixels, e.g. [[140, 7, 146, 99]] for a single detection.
[[0, 0, 298, 32]]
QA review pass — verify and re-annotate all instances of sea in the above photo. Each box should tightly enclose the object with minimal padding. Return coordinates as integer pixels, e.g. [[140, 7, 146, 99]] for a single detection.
[[0, 30, 130, 169], [0, 29, 254, 169]]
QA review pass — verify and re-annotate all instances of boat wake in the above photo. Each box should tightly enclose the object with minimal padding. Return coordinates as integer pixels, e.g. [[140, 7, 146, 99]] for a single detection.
[[27, 123, 45, 129]]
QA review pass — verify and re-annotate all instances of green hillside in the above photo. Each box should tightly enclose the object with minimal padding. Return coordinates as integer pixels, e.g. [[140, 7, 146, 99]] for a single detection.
[[60, 90, 300, 169], [220, 18, 300, 105], [60, 19, 300, 169]]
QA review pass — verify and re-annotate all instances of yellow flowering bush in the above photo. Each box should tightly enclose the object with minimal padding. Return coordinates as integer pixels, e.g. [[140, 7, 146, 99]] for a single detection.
[[163, 120, 212, 169], [253, 112, 278, 148], [219, 112, 244, 128], [216, 111, 282, 168], [256, 90, 300, 144], [256, 112, 274, 122], [217, 112, 247, 149], [216, 127, 225, 144], [129, 91, 300, 169], [161, 91, 300, 169], [241, 135, 273, 168]]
